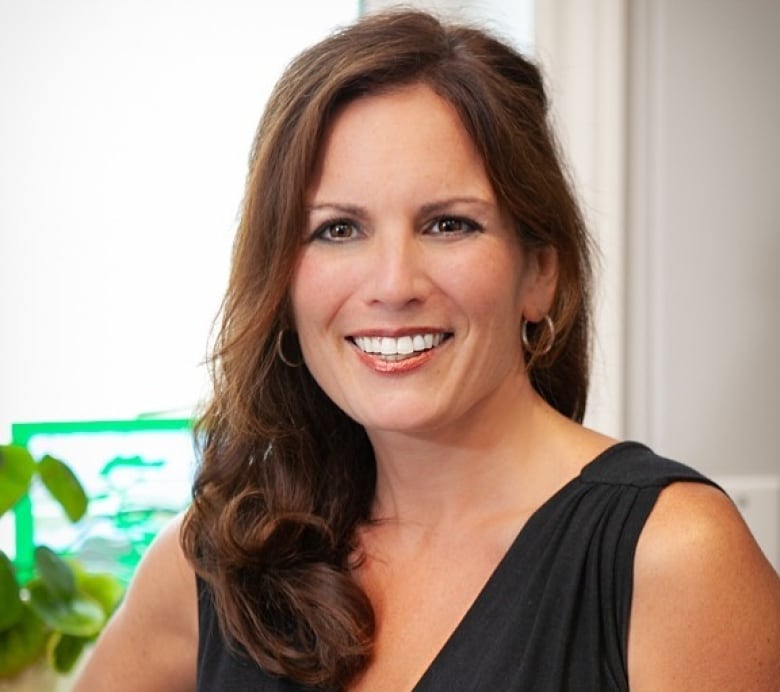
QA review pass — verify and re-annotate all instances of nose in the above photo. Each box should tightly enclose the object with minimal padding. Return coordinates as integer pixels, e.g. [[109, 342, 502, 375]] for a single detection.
[[364, 229, 431, 309]]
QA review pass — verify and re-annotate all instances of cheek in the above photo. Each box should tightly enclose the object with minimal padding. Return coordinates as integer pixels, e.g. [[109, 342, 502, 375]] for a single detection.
[[447, 247, 527, 320], [289, 259, 314, 331], [290, 259, 324, 336], [290, 250, 351, 335]]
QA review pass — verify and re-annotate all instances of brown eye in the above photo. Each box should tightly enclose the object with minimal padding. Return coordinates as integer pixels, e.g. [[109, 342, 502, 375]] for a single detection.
[[429, 217, 481, 234], [315, 219, 359, 241], [328, 222, 353, 238]]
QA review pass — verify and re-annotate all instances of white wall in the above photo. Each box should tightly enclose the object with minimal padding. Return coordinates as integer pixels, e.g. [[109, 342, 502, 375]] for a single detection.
[[625, 0, 780, 567], [626, 0, 780, 478], [0, 0, 358, 442], [533, 0, 627, 439]]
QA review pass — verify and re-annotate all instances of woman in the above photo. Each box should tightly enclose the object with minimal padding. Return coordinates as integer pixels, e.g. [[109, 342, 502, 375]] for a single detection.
[[75, 10, 780, 691]]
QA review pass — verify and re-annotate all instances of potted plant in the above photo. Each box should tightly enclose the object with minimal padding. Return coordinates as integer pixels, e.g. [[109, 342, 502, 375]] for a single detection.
[[0, 444, 124, 687]]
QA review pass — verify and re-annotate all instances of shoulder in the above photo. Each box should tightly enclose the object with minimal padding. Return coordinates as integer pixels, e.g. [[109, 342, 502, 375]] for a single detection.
[[628, 481, 780, 691], [579, 441, 711, 488], [73, 512, 198, 691]]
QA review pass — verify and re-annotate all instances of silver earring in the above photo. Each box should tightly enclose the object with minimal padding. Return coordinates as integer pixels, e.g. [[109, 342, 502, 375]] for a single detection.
[[276, 329, 303, 368], [521, 315, 555, 358]]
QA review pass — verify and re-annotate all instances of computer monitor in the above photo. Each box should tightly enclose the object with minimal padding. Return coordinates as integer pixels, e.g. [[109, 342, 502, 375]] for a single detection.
[[10, 418, 195, 584]]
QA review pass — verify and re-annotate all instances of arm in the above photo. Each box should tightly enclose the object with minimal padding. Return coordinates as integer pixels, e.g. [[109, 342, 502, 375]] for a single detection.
[[73, 513, 198, 692], [628, 482, 780, 691]]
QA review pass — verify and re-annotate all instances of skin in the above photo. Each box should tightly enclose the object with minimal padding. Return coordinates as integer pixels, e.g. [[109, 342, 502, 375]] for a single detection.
[[73, 515, 197, 691], [292, 85, 608, 689], [293, 83, 551, 445], [74, 83, 780, 691], [628, 482, 780, 690]]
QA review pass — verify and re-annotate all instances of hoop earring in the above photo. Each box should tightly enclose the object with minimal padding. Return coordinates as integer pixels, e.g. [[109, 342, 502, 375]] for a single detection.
[[276, 329, 303, 368], [521, 315, 555, 358]]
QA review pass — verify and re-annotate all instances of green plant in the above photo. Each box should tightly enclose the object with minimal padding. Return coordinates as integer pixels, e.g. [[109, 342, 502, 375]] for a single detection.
[[0, 445, 124, 679]]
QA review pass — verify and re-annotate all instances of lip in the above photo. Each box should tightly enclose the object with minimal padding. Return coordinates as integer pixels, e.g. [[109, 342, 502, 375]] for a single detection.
[[352, 343, 443, 374], [346, 328, 453, 375]]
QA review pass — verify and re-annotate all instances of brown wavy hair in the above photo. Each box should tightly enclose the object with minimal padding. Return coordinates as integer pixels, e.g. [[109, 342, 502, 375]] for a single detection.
[[181, 8, 593, 689]]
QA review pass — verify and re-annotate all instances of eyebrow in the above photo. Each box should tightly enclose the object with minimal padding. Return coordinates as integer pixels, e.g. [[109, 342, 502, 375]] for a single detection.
[[306, 202, 369, 218], [418, 197, 493, 216], [306, 197, 493, 217]]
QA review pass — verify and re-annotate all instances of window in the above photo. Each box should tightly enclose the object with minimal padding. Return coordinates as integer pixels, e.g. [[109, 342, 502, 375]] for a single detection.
[[0, 1, 359, 440], [0, 0, 358, 574]]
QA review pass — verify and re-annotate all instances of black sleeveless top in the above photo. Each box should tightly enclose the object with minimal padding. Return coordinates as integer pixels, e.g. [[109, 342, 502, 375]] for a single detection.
[[196, 442, 719, 691]]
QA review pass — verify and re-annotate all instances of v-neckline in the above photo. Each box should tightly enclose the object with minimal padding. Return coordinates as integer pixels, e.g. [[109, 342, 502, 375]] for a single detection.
[[408, 441, 631, 690]]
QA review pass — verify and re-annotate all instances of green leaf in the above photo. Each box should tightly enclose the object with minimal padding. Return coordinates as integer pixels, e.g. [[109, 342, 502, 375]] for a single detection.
[[45, 631, 88, 674], [37, 455, 88, 522], [0, 445, 36, 515], [34, 546, 76, 600], [27, 580, 105, 638], [0, 604, 47, 679], [0, 551, 23, 631], [73, 567, 125, 617]]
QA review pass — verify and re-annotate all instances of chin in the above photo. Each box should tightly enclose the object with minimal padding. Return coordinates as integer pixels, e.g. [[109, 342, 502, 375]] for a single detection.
[[350, 406, 453, 438]]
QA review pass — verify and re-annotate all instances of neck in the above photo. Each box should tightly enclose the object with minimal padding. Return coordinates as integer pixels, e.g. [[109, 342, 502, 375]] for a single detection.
[[365, 374, 581, 533]]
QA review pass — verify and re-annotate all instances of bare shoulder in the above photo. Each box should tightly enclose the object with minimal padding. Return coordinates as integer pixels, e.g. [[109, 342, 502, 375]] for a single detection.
[[629, 481, 780, 691], [73, 512, 198, 692]]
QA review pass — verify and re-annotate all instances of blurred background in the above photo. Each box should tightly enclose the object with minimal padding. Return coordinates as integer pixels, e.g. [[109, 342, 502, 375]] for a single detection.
[[1, 0, 777, 571]]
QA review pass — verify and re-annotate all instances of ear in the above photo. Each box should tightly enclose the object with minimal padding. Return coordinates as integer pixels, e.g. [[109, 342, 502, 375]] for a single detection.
[[522, 245, 558, 322]]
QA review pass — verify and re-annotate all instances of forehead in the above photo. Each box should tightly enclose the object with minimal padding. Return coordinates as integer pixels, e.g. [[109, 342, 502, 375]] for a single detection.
[[308, 83, 494, 203]]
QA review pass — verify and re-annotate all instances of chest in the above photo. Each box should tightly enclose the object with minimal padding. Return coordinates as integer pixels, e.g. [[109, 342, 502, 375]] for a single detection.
[[197, 476, 648, 691], [348, 536, 513, 691]]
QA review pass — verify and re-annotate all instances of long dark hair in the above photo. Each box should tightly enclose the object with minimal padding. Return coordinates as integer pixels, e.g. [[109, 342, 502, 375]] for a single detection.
[[181, 9, 592, 689]]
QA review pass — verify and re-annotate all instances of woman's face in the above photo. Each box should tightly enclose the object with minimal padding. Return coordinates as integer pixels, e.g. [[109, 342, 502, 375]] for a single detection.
[[290, 83, 555, 437]]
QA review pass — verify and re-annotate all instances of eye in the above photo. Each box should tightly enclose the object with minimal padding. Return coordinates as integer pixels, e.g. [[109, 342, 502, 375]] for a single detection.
[[312, 219, 360, 242], [427, 216, 482, 235]]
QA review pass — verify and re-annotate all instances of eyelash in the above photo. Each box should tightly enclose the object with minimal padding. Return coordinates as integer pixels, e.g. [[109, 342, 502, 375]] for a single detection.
[[426, 216, 483, 235], [309, 215, 483, 242], [310, 219, 360, 242]]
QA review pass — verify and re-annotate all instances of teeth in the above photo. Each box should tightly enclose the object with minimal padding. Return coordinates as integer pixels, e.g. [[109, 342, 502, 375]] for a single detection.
[[380, 337, 396, 355], [397, 336, 414, 354], [352, 332, 448, 358]]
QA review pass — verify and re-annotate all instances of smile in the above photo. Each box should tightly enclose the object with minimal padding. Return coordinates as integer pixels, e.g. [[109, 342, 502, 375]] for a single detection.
[[349, 332, 451, 361]]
